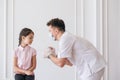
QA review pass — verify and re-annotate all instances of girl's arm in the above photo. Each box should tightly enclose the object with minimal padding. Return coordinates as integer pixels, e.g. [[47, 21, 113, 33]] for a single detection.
[[13, 57, 26, 74], [27, 55, 36, 72], [14, 57, 34, 75]]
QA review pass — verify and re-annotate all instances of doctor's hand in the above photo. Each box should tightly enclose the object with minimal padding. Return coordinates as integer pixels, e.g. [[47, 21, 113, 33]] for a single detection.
[[65, 59, 73, 66], [44, 47, 56, 58]]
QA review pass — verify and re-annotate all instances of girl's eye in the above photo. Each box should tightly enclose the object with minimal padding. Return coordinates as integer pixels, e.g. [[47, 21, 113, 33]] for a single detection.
[[29, 37, 33, 39]]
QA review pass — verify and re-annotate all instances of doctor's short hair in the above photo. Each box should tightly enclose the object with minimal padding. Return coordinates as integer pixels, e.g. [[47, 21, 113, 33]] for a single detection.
[[47, 18, 65, 32]]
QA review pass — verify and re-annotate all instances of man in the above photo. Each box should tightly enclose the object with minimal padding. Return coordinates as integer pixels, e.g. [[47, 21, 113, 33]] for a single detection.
[[44, 18, 106, 80]]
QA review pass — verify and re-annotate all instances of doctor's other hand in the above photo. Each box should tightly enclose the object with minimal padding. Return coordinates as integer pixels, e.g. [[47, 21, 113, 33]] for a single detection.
[[44, 47, 56, 58]]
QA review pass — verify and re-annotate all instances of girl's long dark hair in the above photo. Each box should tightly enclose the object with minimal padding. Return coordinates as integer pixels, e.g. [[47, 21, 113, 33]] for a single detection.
[[18, 28, 34, 46]]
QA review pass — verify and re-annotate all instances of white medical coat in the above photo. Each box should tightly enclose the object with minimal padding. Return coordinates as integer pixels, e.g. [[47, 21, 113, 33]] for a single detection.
[[57, 32, 106, 80]]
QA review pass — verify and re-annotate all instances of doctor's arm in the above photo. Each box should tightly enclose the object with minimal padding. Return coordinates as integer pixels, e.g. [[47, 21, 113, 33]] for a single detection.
[[49, 54, 73, 67]]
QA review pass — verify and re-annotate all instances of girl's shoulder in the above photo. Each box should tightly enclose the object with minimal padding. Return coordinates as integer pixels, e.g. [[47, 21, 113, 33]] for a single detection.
[[28, 46, 36, 52], [13, 47, 20, 56], [14, 47, 19, 52], [28, 46, 37, 55], [28, 46, 36, 50]]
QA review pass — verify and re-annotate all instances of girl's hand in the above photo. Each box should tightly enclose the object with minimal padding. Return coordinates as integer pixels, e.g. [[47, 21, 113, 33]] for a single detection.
[[24, 70, 33, 75]]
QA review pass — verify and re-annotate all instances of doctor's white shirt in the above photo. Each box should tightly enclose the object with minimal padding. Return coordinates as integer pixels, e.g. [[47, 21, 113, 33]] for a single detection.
[[57, 32, 106, 80]]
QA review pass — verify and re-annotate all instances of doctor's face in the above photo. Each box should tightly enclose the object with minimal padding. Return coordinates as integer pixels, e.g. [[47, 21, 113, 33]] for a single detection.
[[48, 25, 59, 41]]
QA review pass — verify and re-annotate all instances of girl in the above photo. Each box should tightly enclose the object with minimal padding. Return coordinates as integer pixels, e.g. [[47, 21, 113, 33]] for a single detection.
[[13, 28, 37, 80]]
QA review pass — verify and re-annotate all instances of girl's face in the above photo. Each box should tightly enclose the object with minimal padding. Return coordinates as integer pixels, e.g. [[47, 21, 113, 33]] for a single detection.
[[22, 33, 34, 45]]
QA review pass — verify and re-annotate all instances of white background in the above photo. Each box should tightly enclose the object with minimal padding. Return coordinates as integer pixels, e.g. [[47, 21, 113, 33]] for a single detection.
[[0, 0, 120, 80], [107, 0, 120, 80]]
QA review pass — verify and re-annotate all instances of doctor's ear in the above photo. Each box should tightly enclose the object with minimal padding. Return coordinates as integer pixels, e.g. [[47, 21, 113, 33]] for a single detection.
[[56, 30, 58, 32], [55, 28, 59, 33]]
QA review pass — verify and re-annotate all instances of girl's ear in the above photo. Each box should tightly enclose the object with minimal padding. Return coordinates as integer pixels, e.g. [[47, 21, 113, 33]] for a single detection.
[[21, 36, 25, 40]]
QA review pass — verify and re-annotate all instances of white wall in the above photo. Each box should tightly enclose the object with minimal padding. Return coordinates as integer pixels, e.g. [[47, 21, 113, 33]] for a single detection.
[[0, 0, 6, 79], [107, 0, 120, 80], [84, 0, 97, 47]]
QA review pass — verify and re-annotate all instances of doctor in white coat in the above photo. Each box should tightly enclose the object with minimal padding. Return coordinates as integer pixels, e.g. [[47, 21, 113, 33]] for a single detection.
[[44, 18, 106, 80]]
